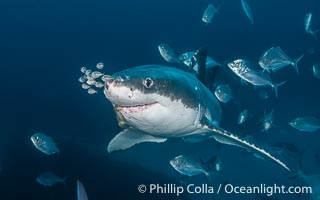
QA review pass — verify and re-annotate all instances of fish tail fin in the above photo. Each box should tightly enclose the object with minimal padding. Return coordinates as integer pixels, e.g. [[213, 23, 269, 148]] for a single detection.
[[260, 127, 267, 133], [292, 54, 304, 75], [201, 118, 291, 171], [313, 30, 319, 40], [262, 68, 270, 73], [271, 81, 286, 98]]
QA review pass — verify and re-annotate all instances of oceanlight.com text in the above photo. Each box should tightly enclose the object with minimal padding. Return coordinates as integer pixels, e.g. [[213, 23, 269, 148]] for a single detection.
[[224, 183, 312, 196]]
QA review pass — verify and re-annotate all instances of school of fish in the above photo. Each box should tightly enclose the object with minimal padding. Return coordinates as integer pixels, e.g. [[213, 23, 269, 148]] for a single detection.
[[25, 1, 320, 199]]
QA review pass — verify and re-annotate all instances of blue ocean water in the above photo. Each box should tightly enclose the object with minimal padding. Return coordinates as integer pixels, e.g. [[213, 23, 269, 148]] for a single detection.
[[0, 0, 320, 199]]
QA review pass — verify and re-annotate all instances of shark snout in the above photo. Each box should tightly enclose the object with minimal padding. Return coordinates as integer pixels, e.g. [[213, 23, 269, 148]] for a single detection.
[[103, 75, 114, 90]]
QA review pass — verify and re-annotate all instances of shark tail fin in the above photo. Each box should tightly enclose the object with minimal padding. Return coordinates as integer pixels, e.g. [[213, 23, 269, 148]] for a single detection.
[[193, 48, 208, 85], [201, 118, 290, 172], [292, 54, 304, 75], [271, 81, 286, 98]]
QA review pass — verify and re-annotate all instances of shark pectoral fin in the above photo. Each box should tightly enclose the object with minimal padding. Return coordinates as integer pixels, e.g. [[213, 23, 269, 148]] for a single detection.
[[107, 129, 167, 153], [201, 119, 290, 171]]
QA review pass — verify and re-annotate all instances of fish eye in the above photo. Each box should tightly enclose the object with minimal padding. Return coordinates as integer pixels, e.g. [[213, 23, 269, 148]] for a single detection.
[[143, 78, 153, 88]]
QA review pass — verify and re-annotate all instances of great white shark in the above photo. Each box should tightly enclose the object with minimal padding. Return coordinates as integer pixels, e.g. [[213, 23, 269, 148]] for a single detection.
[[97, 49, 290, 171]]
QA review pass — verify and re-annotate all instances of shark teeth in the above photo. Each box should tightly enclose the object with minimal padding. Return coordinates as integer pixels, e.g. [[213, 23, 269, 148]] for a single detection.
[[116, 103, 157, 113]]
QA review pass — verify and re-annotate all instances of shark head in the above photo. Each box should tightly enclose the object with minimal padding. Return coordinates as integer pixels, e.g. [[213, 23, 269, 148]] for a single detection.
[[103, 65, 207, 137]]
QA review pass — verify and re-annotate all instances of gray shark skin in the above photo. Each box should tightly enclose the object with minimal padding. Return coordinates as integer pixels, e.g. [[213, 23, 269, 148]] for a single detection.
[[103, 65, 290, 171]]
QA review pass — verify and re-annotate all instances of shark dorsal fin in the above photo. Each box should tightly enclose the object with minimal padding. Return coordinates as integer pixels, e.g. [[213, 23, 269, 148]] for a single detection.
[[193, 48, 208, 84]]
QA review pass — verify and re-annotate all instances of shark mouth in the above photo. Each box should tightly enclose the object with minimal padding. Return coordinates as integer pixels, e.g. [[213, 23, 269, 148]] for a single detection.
[[115, 102, 158, 113]]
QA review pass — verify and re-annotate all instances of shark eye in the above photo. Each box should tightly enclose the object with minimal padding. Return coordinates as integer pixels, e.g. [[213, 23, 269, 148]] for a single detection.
[[143, 78, 153, 88]]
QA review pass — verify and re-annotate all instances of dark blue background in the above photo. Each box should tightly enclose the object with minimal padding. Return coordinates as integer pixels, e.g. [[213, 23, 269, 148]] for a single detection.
[[0, 0, 320, 199]]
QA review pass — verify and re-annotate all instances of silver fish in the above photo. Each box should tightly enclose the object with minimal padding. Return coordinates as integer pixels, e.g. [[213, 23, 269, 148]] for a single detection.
[[95, 82, 104, 88], [78, 76, 87, 83], [170, 155, 221, 179], [241, 0, 253, 24], [87, 88, 98, 94], [96, 62, 104, 69], [313, 64, 320, 79], [80, 67, 87, 73], [85, 70, 92, 76], [158, 44, 179, 63], [238, 109, 248, 125], [91, 71, 104, 79], [86, 79, 96, 86], [81, 83, 90, 90], [77, 180, 88, 200], [305, 12, 319, 40], [261, 110, 274, 133], [202, 3, 218, 24], [228, 59, 286, 97], [31, 133, 59, 155], [289, 117, 320, 132], [36, 171, 66, 187], [101, 75, 112, 82], [259, 46, 304, 74], [214, 84, 233, 103]]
